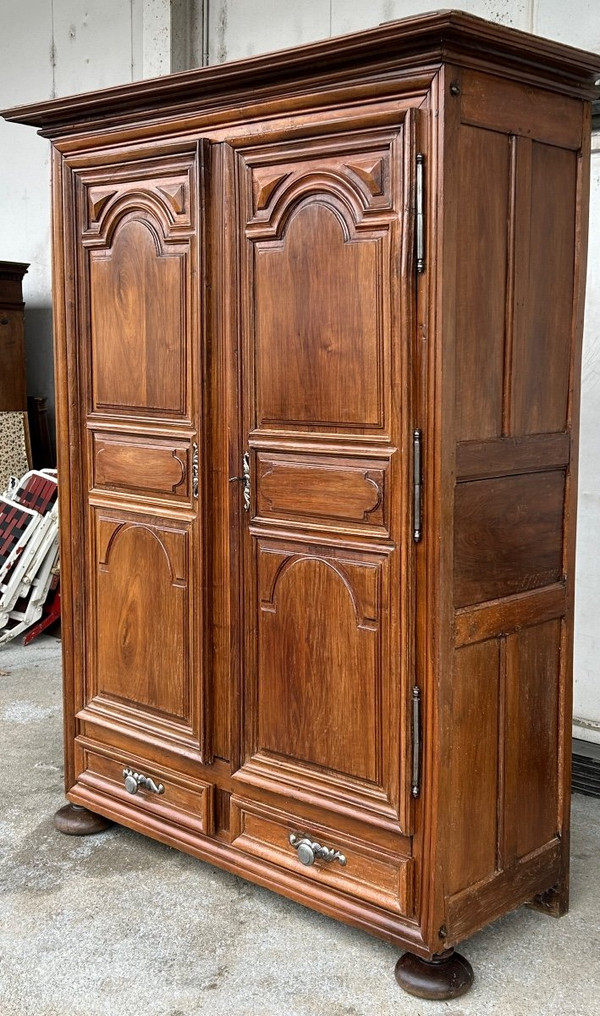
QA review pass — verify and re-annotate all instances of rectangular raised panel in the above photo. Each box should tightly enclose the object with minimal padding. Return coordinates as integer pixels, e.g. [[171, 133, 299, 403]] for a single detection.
[[90, 225, 186, 415], [460, 71, 584, 149], [231, 798, 413, 916], [454, 470, 565, 607], [456, 433, 570, 482], [446, 640, 500, 897], [237, 534, 404, 832], [510, 142, 577, 435], [239, 128, 404, 435], [75, 740, 213, 836], [89, 508, 200, 750], [0, 311, 27, 411], [78, 147, 201, 421], [455, 126, 510, 442], [256, 542, 384, 784], [256, 453, 387, 532], [254, 213, 383, 428], [92, 432, 191, 499], [504, 620, 561, 861]]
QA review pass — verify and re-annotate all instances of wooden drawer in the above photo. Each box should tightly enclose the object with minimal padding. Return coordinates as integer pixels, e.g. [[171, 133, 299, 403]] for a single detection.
[[74, 739, 213, 836], [91, 431, 192, 502], [231, 797, 413, 916]]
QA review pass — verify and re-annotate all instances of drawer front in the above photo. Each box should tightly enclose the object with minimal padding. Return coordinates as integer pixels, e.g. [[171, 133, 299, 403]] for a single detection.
[[91, 431, 192, 501], [74, 739, 213, 836], [231, 797, 413, 916]]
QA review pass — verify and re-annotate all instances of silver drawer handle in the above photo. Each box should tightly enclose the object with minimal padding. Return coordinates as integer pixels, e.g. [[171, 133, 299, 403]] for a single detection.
[[122, 768, 165, 796], [289, 832, 346, 867]]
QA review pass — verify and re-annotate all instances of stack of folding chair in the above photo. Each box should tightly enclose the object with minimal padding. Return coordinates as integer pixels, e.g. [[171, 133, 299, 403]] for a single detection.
[[0, 469, 59, 646]]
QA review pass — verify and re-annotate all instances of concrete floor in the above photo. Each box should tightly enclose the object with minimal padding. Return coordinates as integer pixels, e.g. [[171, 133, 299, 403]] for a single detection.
[[1, 635, 599, 1016]]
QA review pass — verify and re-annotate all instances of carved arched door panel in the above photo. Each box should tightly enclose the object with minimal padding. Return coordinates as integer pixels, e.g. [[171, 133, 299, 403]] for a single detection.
[[69, 143, 209, 767], [231, 118, 416, 837]]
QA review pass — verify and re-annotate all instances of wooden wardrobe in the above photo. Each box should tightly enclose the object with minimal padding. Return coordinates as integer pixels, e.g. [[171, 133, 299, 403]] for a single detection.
[[4, 10, 599, 999]]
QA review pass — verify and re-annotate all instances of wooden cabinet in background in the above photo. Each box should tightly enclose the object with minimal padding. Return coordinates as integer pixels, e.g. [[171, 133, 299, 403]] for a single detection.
[[0, 261, 28, 412], [4, 11, 599, 999]]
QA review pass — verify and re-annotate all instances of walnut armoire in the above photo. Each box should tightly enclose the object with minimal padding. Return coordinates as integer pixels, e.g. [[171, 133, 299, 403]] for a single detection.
[[4, 10, 599, 1000]]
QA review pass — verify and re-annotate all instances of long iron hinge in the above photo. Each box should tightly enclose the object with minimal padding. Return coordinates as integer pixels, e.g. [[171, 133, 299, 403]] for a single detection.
[[412, 685, 421, 798], [413, 428, 422, 543], [416, 153, 425, 273]]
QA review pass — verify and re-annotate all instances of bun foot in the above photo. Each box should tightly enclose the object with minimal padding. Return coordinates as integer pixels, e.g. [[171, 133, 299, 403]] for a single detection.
[[395, 948, 474, 1000], [54, 802, 112, 836]]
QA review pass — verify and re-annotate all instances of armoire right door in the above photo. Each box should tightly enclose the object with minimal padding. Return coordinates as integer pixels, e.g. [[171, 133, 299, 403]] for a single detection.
[[223, 112, 420, 912]]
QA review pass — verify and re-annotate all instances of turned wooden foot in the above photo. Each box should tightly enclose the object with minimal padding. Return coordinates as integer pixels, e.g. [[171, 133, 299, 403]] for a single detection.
[[54, 802, 112, 836], [395, 948, 474, 1000]]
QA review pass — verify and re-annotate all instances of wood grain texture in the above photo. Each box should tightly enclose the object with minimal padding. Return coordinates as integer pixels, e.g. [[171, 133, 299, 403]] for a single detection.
[[446, 640, 500, 896], [454, 126, 509, 442], [459, 70, 584, 149], [254, 202, 383, 430], [455, 584, 566, 647], [0, 262, 29, 412], [510, 142, 577, 435], [455, 432, 570, 482], [231, 796, 413, 916], [90, 219, 185, 416], [93, 514, 193, 726], [257, 549, 380, 783], [92, 432, 191, 498], [503, 620, 561, 862], [256, 454, 387, 531], [74, 738, 213, 836], [454, 470, 565, 607]]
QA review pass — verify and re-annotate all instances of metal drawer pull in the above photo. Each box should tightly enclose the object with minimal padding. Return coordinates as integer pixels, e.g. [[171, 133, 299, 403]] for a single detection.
[[122, 768, 165, 796], [289, 833, 346, 867]]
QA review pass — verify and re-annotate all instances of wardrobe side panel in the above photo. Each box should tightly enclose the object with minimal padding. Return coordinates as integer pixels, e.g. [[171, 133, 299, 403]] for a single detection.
[[444, 71, 586, 945]]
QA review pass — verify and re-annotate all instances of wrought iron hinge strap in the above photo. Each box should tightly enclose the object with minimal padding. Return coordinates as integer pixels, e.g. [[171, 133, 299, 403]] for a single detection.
[[413, 428, 422, 542], [412, 685, 421, 798], [416, 153, 425, 273]]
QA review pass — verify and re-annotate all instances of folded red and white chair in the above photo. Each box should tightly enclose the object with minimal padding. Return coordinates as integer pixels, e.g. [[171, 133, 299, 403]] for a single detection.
[[0, 470, 60, 646]]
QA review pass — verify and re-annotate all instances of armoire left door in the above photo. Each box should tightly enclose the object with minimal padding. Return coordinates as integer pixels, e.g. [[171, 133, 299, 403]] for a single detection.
[[61, 139, 214, 837]]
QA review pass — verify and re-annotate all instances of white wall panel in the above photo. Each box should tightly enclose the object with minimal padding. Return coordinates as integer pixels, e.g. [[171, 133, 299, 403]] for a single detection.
[[535, 0, 600, 53], [0, 0, 172, 445], [52, 0, 135, 97], [330, 0, 529, 37], [0, 0, 55, 427], [575, 139, 600, 745], [208, 0, 330, 63]]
